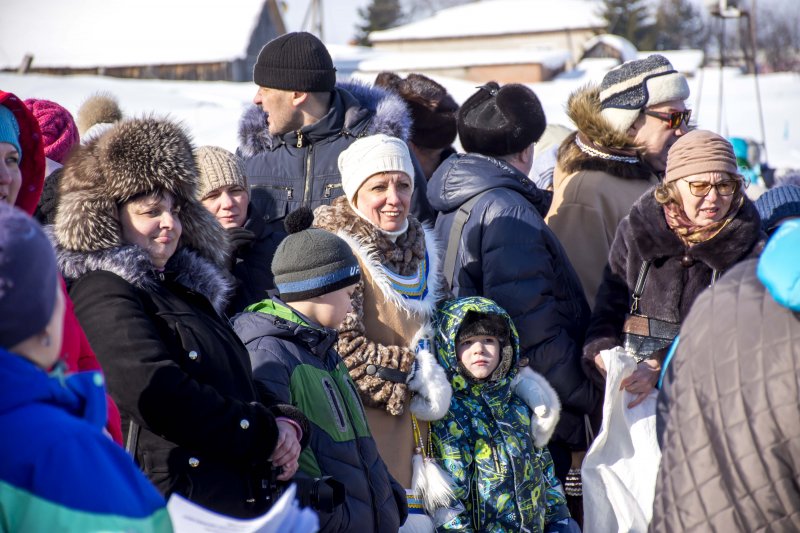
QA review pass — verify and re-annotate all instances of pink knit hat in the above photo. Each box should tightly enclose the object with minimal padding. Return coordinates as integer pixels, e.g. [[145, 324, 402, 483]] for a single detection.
[[664, 129, 739, 184], [24, 99, 79, 164]]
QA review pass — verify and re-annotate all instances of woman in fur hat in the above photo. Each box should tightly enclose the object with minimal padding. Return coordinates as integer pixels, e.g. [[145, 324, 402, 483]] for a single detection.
[[584, 130, 765, 408], [314, 133, 451, 532], [53, 116, 310, 518]]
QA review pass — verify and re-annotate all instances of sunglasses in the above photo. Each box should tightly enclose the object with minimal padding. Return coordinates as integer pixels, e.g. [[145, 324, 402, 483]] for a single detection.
[[643, 109, 692, 129], [683, 179, 740, 197]]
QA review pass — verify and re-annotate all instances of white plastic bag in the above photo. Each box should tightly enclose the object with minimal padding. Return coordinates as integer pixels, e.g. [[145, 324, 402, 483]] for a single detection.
[[581, 347, 661, 533]]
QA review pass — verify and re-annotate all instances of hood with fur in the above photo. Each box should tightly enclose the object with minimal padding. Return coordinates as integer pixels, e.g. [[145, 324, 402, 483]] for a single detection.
[[237, 80, 412, 157], [558, 85, 654, 181], [55, 117, 227, 268]]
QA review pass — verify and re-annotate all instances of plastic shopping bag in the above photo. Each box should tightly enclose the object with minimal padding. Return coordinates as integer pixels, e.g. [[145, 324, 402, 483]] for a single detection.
[[581, 347, 660, 533]]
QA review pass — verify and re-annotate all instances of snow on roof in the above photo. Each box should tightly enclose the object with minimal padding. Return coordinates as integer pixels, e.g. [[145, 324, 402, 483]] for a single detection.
[[583, 34, 638, 62], [0, 0, 268, 69], [369, 0, 604, 43], [357, 48, 571, 72]]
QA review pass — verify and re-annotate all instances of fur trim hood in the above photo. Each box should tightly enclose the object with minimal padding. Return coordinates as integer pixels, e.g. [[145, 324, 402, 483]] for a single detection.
[[628, 188, 765, 271], [237, 80, 412, 157], [558, 85, 654, 181], [55, 117, 228, 268], [57, 244, 233, 314]]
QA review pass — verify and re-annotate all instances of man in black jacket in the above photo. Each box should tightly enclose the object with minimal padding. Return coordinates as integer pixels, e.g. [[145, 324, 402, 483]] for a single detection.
[[427, 82, 600, 486], [238, 32, 435, 230], [196, 145, 283, 315]]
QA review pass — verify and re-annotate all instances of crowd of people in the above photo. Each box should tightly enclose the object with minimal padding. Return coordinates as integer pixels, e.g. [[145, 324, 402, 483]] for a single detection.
[[2, 30, 799, 533]]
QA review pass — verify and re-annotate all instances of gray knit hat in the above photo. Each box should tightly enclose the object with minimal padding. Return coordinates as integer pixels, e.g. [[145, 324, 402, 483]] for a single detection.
[[599, 54, 690, 134], [195, 146, 248, 200], [272, 208, 360, 302], [0, 203, 59, 349]]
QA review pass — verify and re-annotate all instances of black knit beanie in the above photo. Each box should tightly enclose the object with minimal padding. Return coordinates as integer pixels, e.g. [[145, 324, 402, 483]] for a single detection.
[[457, 82, 546, 157], [271, 207, 360, 302], [253, 32, 337, 92]]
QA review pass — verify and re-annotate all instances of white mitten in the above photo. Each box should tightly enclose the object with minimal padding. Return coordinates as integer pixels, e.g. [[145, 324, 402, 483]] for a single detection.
[[408, 348, 452, 422], [512, 367, 561, 447]]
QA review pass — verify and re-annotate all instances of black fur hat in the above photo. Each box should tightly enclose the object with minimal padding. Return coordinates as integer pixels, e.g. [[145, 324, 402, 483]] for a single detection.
[[457, 82, 546, 157], [375, 72, 458, 150], [456, 311, 509, 345]]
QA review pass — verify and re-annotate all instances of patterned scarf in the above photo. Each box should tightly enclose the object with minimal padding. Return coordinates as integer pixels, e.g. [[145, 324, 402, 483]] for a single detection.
[[663, 195, 744, 246]]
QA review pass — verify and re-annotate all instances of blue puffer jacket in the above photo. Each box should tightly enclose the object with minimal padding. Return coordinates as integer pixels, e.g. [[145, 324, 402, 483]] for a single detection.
[[428, 153, 598, 449], [233, 298, 406, 533], [0, 351, 171, 532], [237, 81, 435, 228]]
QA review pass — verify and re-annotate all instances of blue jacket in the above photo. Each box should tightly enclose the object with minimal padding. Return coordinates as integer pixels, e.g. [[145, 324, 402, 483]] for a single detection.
[[233, 298, 406, 533], [237, 81, 435, 228], [0, 350, 170, 532], [428, 153, 598, 449]]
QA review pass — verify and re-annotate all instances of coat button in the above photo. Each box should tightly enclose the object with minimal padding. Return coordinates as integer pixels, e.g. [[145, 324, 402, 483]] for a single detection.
[[188, 457, 200, 468], [240, 419, 250, 429], [681, 255, 695, 267], [366, 364, 377, 375], [188, 350, 198, 360]]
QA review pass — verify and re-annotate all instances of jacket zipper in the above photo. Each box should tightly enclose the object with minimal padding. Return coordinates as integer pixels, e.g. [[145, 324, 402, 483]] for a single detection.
[[303, 135, 314, 205], [323, 183, 342, 199], [322, 380, 346, 430], [251, 184, 293, 200]]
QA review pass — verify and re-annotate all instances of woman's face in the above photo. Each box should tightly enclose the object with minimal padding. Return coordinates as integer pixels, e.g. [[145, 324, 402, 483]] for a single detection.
[[0, 142, 22, 205], [675, 172, 738, 227], [354, 172, 412, 232], [201, 185, 249, 229], [119, 192, 182, 268]]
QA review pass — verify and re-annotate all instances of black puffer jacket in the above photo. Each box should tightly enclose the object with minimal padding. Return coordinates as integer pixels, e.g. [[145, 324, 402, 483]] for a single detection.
[[237, 81, 435, 227], [585, 189, 765, 363], [233, 298, 406, 533], [227, 203, 284, 315], [428, 153, 598, 450], [60, 245, 310, 518], [652, 252, 800, 531]]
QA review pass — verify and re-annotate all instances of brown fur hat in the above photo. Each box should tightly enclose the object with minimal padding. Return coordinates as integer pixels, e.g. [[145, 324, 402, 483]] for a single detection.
[[76, 92, 123, 136], [55, 116, 228, 267], [375, 72, 458, 150], [457, 82, 546, 157]]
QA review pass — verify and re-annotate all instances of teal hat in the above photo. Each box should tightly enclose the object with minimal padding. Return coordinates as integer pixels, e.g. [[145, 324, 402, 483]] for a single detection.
[[0, 105, 22, 158]]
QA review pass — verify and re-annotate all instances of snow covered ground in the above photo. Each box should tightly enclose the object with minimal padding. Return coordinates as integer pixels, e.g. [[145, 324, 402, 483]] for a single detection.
[[2, 66, 798, 169]]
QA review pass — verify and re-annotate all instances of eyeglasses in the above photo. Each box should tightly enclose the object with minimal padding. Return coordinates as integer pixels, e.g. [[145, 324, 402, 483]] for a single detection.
[[683, 179, 740, 197], [643, 109, 692, 129]]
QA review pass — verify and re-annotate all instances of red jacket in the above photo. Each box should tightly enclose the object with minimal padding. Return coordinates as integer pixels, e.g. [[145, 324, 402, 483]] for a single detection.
[[2, 90, 123, 444]]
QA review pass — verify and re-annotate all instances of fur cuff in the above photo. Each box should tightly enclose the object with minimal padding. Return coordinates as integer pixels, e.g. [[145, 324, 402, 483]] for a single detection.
[[512, 367, 561, 447], [408, 348, 452, 422]]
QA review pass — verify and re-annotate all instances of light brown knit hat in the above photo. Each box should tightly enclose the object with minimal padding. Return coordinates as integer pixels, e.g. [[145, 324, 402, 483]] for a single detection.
[[665, 130, 739, 183], [195, 145, 248, 199]]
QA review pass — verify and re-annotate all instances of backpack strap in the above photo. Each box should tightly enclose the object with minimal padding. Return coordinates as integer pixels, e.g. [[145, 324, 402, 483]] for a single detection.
[[126, 420, 141, 459], [630, 259, 652, 314], [443, 190, 491, 288]]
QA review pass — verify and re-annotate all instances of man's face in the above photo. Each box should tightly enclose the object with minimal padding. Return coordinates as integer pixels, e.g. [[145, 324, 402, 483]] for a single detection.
[[253, 86, 302, 136], [631, 99, 689, 173]]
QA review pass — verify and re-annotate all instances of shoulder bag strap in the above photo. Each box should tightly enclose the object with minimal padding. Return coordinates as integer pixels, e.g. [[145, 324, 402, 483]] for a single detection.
[[630, 259, 652, 314], [443, 190, 491, 289], [126, 420, 141, 459]]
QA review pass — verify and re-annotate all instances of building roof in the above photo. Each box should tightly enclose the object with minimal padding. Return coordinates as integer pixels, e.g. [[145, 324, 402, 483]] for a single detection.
[[369, 0, 604, 43], [1, 0, 270, 69], [357, 48, 571, 72]]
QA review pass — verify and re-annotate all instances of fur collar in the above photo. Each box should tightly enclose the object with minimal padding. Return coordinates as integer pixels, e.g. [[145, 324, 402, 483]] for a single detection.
[[237, 80, 412, 157], [558, 85, 655, 181], [628, 189, 765, 271], [57, 244, 233, 314], [314, 197, 445, 317]]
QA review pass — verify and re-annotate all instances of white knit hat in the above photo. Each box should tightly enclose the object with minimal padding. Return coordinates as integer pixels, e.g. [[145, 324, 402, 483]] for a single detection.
[[338, 134, 414, 203]]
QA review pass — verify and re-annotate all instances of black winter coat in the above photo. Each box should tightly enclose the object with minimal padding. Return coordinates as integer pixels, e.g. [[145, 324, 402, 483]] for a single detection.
[[227, 203, 284, 315], [585, 189, 765, 362], [428, 153, 598, 449], [234, 298, 406, 532], [60, 245, 310, 518], [237, 81, 435, 227]]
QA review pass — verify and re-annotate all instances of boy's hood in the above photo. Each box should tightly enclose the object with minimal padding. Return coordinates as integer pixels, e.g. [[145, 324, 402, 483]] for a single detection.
[[434, 297, 520, 389], [233, 298, 338, 357]]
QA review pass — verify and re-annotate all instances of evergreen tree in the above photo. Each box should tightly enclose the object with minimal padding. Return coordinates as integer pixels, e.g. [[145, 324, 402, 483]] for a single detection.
[[355, 0, 404, 46], [654, 0, 709, 50], [600, 0, 657, 50]]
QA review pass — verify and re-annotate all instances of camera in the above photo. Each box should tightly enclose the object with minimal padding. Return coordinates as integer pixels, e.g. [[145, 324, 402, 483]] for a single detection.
[[265, 466, 346, 513]]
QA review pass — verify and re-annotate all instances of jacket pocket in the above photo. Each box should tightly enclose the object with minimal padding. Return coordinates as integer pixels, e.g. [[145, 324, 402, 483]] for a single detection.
[[251, 184, 293, 222]]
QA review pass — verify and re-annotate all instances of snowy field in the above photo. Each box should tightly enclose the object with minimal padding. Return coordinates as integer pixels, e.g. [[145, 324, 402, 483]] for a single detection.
[[2, 66, 798, 169]]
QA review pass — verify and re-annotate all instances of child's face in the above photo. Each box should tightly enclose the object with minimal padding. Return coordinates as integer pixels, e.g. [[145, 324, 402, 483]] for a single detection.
[[311, 284, 356, 329], [457, 335, 501, 380]]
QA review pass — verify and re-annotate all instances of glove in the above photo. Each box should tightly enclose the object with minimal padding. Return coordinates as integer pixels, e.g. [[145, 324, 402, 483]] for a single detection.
[[227, 226, 256, 254]]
